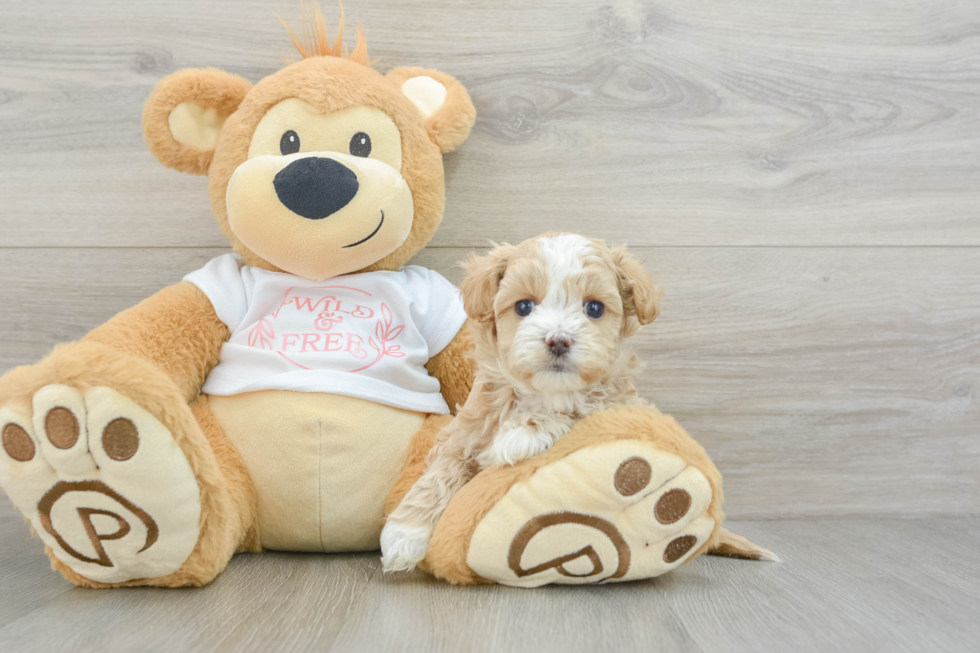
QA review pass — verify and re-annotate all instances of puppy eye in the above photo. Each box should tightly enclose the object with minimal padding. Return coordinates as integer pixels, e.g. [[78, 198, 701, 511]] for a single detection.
[[585, 300, 605, 319], [349, 132, 372, 157], [515, 299, 535, 317], [280, 130, 300, 155]]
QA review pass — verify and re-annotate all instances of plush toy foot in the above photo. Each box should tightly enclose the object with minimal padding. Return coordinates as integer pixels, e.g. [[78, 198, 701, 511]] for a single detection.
[[468, 441, 713, 587], [0, 384, 201, 584], [422, 406, 725, 587]]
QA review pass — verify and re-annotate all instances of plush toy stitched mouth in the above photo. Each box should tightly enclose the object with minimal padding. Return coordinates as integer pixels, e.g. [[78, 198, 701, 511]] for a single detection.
[[343, 210, 384, 248]]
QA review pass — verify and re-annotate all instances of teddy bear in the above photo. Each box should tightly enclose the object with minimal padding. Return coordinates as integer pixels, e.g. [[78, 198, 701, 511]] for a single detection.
[[0, 6, 766, 588]]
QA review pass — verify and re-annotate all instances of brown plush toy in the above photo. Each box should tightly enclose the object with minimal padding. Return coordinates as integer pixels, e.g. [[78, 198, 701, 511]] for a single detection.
[[0, 6, 767, 588]]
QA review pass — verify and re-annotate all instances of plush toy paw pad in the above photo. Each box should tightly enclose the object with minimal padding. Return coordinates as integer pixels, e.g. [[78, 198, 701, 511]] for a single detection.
[[465, 440, 715, 587], [0, 385, 201, 584]]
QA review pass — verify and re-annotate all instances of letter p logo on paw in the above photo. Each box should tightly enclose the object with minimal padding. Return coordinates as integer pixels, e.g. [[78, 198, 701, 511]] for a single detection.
[[37, 480, 159, 568], [507, 512, 630, 581]]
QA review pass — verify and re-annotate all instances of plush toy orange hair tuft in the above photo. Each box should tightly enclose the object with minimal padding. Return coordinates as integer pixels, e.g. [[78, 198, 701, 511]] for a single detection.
[[280, 1, 369, 65]]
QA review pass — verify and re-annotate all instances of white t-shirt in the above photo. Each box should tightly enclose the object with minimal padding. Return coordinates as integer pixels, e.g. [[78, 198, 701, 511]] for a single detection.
[[183, 253, 467, 414]]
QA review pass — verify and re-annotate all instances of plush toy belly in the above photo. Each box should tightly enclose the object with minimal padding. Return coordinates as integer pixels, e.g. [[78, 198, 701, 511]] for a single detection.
[[208, 390, 424, 552]]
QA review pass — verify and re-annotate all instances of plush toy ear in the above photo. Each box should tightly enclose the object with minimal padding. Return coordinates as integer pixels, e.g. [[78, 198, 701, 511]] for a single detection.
[[459, 244, 515, 323], [143, 68, 252, 175], [612, 246, 663, 325], [387, 67, 476, 154]]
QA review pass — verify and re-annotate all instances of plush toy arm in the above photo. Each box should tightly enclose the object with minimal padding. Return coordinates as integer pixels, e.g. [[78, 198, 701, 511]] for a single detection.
[[425, 321, 476, 415], [84, 281, 230, 401]]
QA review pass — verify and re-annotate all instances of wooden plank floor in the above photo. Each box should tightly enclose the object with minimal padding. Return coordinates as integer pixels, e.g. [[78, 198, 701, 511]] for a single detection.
[[2, 500, 978, 652]]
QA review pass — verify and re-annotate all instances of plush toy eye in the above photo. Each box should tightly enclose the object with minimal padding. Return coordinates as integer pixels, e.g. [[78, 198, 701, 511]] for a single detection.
[[585, 300, 605, 319], [515, 299, 535, 317], [280, 130, 300, 155], [349, 132, 372, 157]]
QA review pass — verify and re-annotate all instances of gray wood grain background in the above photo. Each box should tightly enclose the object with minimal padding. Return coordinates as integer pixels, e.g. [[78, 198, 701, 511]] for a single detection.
[[1, 0, 978, 525]]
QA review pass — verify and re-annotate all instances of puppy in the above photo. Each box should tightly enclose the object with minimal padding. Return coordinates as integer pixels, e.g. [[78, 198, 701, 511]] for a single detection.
[[380, 233, 663, 572]]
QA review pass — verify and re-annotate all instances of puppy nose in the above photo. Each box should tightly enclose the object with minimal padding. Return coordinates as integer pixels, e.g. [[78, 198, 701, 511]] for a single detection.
[[546, 335, 573, 357], [273, 157, 359, 220]]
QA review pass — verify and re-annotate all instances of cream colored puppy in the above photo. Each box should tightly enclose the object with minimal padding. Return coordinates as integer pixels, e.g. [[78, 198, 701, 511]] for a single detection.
[[380, 233, 662, 572]]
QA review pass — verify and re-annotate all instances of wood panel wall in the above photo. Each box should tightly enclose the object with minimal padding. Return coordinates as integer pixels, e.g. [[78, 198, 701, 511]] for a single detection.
[[2, 0, 978, 519]]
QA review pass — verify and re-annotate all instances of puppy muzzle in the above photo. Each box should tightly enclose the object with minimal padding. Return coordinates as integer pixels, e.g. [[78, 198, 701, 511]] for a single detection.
[[545, 335, 573, 358]]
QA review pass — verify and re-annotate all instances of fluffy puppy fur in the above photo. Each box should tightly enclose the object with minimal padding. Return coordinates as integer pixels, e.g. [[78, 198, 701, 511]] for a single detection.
[[381, 233, 663, 572]]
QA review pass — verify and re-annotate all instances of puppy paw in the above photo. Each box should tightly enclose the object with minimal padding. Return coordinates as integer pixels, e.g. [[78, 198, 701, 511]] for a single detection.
[[380, 520, 431, 572], [486, 426, 555, 466]]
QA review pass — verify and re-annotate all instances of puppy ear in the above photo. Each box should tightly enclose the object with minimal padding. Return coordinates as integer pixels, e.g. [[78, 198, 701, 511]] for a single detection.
[[459, 244, 514, 323], [143, 68, 252, 175], [612, 246, 663, 325], [387, 67, 476, 153]]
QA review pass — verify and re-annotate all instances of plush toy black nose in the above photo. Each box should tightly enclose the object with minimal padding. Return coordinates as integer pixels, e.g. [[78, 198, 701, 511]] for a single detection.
[[273, 157, 359, 220]]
